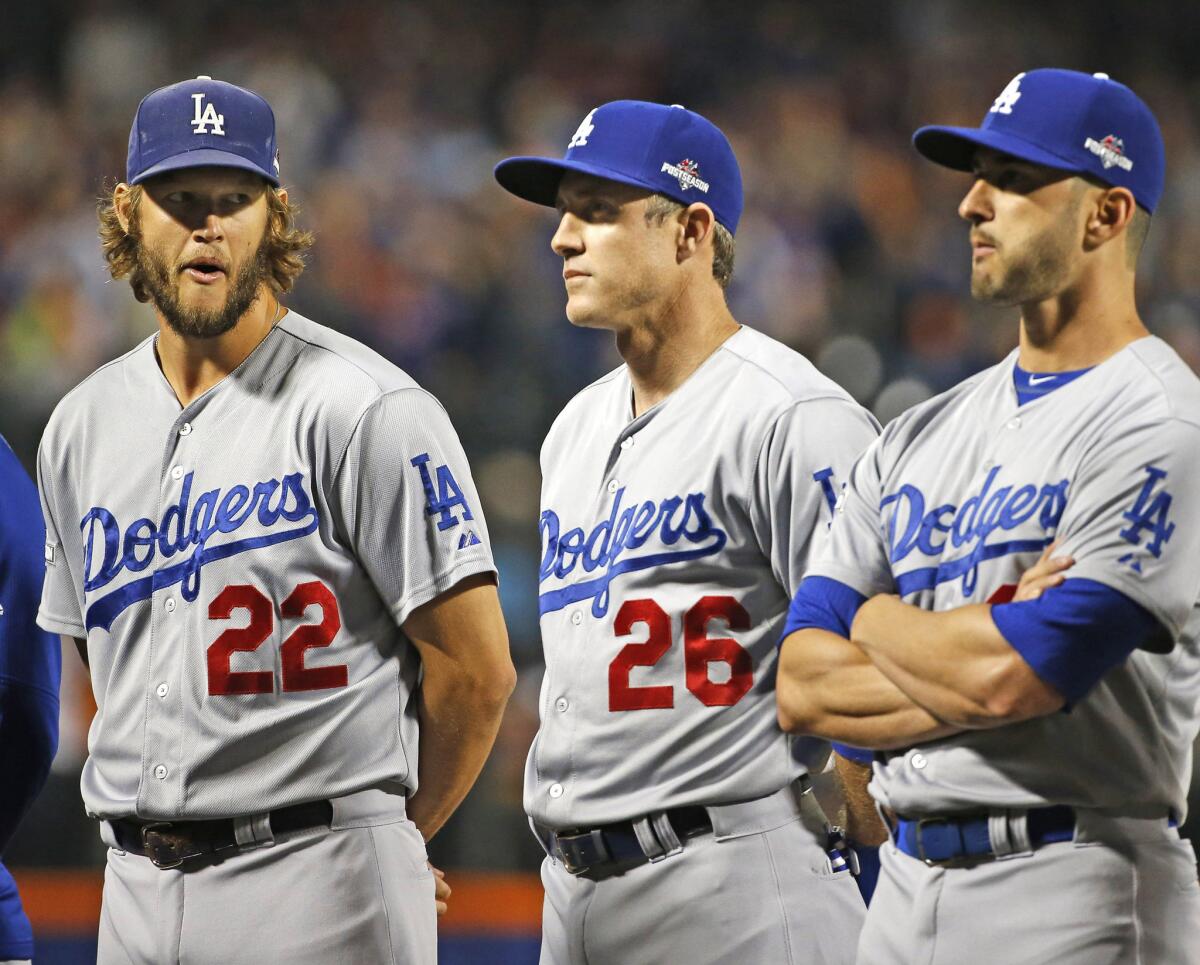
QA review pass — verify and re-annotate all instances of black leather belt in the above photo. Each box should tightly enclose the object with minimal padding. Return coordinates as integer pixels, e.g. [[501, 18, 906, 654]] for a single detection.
[[112, 800, 333, 869], [543, 805, 713, 881]]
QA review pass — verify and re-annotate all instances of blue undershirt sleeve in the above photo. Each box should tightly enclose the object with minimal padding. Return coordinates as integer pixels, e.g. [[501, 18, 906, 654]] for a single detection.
[[782, 575, 868, 640], [990, 577, 1161, 703]]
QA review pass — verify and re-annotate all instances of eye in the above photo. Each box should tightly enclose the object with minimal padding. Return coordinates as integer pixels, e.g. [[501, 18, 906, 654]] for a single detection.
[[164, 191, 192, 204]]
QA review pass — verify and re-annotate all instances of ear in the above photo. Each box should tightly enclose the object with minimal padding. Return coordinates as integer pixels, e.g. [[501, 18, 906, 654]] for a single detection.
[[114, 183, 134, 234], [676, 203, 715, 265], [1084, 186, 1136, 251]]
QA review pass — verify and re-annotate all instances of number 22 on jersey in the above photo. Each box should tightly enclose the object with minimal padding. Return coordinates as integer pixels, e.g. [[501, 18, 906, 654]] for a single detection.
[[207, 580, 347, 696], [609, 596, 752, 711]]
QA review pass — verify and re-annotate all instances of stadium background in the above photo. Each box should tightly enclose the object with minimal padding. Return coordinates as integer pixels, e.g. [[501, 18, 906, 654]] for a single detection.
[[2, 1, 1198, 961]]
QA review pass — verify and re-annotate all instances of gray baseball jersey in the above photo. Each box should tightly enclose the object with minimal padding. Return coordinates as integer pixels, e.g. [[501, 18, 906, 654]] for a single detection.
[[809, 336, 1200, 819], [36, 310, 495, 821], [529, 325, 879, 829]]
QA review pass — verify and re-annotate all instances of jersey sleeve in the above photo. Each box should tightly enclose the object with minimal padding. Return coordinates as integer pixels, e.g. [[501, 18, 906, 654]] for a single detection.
[[802, 433, 897, 599], [750, 397, 879, 596], [34, 434, 85, 638], [1050, 416, 1200, 641], [332, 388, 497, 626]]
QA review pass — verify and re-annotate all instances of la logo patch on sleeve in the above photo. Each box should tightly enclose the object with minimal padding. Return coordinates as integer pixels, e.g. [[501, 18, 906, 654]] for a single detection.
[[1118, 465, 1175, 572], [410, 453, 475, 531]]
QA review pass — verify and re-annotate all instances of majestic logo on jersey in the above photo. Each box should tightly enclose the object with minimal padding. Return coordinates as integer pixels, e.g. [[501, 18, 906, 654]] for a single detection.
[[410, 454, 475, 531], [80, 472, 320, 631], [191, 93, 226, 135], [568, 109, 597, 148], [990, 73, 1025, 115], [538, 487, 727, 617], [1117, 465, 1174, 573], [1084, 134, 1134, 171], [883, 465, 1069, 596], [660, 158, 710, 193]]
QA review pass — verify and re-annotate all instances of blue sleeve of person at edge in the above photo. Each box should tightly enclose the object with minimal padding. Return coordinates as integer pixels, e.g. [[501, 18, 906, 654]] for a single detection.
[[781, 576, 874, 766], [992, 577, 1161, 703], [0, 436, 62, 961]]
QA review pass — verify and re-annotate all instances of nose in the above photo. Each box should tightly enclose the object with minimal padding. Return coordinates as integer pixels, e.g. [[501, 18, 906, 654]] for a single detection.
[[551, 211, 583, 258], [958, 178, 994, 224], [193, 211, 225, 242]]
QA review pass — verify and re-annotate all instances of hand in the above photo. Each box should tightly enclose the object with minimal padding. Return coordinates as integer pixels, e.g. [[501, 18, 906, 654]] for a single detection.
[[430, 863, 451, 916], [1013, 542, 1074, 602]]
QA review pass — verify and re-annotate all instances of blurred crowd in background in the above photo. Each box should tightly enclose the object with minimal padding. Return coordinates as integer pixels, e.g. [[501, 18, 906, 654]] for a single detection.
[[3, 0, 1200, 874]]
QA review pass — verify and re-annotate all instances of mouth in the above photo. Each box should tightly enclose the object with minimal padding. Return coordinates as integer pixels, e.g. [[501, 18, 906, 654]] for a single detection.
[[970, 234, 997, 258], [563, 269, 589, 283], [181, 256, 228, 285]]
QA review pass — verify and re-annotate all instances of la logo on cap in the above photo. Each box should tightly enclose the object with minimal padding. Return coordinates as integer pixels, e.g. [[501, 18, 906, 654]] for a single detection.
[[990, 73, 1026, 115], [190, 76, 225, 136], [568, 109, 596, 148]]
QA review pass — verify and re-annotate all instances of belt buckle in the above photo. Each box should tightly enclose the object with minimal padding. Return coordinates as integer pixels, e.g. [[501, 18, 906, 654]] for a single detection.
[[555, 828, 610, 876], [141, 822, 187, 870]]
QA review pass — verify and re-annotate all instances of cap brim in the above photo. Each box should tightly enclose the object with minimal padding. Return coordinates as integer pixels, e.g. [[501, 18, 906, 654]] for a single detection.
[[494, 156, 661, 207], [913, 125, 1085, 176], [131, 148, 281, 186]]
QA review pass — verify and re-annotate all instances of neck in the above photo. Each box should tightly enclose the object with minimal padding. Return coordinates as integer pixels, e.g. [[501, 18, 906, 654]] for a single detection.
[[1016, 267, 1146, 371], [155, 286, 283, 407], [616, 280, 739, 417]]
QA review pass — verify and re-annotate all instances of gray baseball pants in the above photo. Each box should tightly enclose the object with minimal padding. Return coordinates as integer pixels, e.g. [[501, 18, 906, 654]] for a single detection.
[[95, 788, 435, 965], [539, 783, 866, 964], [858, 810, 1200, 964]]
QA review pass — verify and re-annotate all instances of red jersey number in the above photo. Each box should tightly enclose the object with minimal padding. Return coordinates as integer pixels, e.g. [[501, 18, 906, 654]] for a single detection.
[[609, 596, 753, 712], [207, 580, 346, 696]]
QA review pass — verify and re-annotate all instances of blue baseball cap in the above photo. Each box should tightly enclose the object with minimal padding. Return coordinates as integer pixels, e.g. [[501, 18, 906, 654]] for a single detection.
[[127, 75, 280, 186], [913, 69, 1165, 213], [495, 100, 744, 233]]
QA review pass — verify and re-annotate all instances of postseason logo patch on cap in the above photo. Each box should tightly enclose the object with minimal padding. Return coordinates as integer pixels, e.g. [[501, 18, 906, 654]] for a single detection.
[[1084, 134, 1133, 171], [660, 158, 710, 193]]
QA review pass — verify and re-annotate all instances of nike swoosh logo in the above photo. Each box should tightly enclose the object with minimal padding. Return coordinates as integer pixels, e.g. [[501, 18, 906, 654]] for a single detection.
[[1028, 374, 1058, 385]]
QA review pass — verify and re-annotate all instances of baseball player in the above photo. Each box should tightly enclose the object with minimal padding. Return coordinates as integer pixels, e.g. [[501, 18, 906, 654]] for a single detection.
[[495, 101, 882, 964], [778, 69, 1200, 964], [0, 433, 62, 965], [35, 76, 515, 965]]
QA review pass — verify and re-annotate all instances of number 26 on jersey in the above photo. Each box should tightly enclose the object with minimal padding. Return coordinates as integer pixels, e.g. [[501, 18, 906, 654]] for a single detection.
[[609, 596, 752, 711]]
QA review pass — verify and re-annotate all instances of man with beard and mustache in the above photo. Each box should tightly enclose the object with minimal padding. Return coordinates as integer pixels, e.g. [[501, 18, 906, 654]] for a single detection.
[[777, 69, 1200, 963], [34, 76, 516, 965]]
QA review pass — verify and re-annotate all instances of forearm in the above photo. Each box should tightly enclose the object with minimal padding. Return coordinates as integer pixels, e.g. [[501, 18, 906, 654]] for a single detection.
[[834, 754, 887, 846], [852, 597, 1061, 727], [777, 628, 960, 749], [407, 657, 513, 841]]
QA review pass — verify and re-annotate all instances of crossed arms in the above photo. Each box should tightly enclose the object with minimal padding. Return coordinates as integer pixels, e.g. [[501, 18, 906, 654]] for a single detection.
[[776, 548, 1069, 748]]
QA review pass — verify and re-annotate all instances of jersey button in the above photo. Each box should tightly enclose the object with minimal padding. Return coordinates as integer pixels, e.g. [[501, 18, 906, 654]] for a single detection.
[[555, 697, 569, 713], [910, 752, 928, 770], [153, 764, 169, 780], [179, 423, 193, 436], [549, 783, 564, 799], [1006, 418, 1021, 430], [620, 437, 634, 450], [170, 465, 184, 480], [570, 611, 583, 626], [165, 598, 176, 613], [156, 683, 170, 699], [607, 479, 619, 494]]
